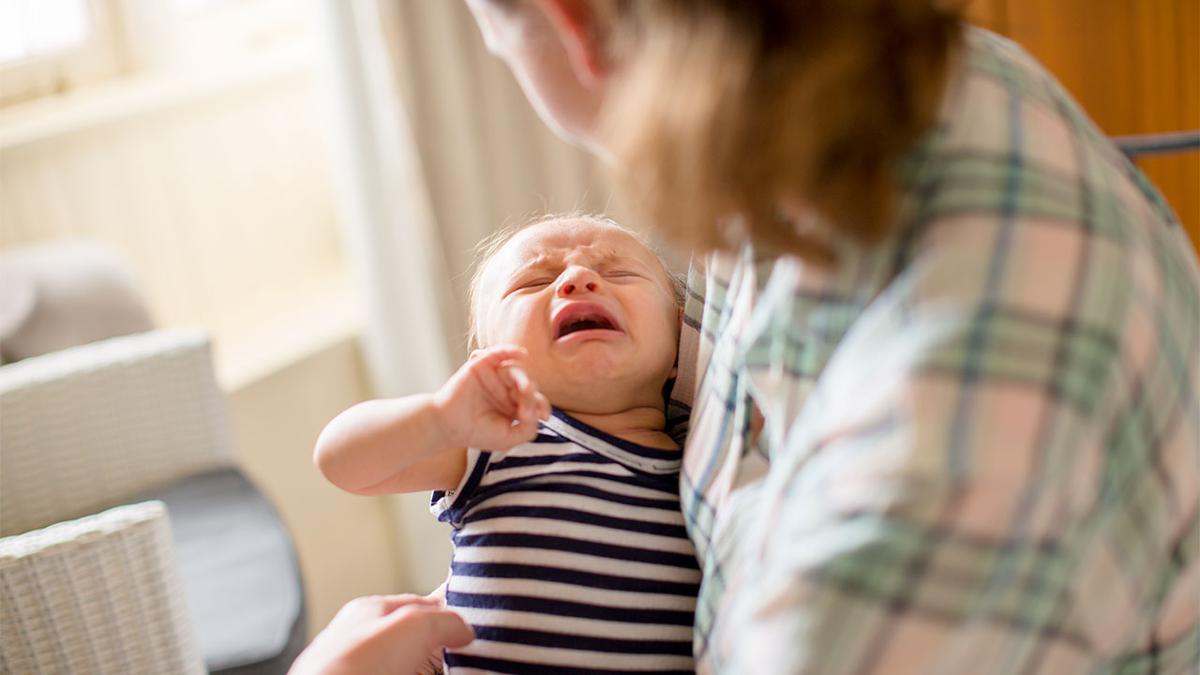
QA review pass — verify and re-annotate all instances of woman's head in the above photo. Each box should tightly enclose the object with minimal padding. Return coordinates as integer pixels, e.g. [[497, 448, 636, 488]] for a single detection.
[[466, 0, 618, 157], [467, 0, 964, 262]]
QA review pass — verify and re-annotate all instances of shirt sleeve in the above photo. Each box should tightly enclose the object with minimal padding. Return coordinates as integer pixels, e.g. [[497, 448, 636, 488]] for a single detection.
[[717, 206, 1154, 673], [710, 27, 1200, 672], [430, 448, 491, 529]]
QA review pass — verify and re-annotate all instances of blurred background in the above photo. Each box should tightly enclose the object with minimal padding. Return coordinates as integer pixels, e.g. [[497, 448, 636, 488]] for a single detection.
[[0, 0, 1196, 645]]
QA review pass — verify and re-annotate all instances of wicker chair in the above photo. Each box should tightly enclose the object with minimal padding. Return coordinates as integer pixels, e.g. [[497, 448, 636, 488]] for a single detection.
[[0, 330, 306, 674], [0, 502, 205, 674]]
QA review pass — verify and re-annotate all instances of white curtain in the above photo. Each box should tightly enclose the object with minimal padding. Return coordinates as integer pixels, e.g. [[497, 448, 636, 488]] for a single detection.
[[380, 0, 620, 353], [316, 0, 615, 391], [313, 0, 613, 591]]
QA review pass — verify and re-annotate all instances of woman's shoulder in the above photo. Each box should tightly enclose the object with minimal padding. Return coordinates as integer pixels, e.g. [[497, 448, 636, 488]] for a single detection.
[[896, 23, 1190, 301]]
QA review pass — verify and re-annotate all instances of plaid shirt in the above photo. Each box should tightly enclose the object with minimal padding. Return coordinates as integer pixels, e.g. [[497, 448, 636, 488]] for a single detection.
[[670, 28, 1200, 674]]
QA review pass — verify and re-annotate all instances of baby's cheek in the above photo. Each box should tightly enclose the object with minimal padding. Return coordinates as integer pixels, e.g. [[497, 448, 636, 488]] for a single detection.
[[488, 303, 541, 349], [652, 311, 681, 368]]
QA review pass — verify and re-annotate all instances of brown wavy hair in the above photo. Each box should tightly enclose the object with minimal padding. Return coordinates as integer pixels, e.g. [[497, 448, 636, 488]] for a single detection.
[[570, 1, 963, 262]]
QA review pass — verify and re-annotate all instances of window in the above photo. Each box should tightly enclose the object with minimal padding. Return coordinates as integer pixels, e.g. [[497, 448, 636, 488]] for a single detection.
[[0, 0, 91, 62], [0, 0, 123, 105], [0, 0, 310, 107]]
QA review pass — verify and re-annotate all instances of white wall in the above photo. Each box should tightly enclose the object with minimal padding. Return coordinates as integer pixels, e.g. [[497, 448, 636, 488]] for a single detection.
[[0, 51, 348, 376], [227, 336, 442, 635], [0, 50, 418, 636]]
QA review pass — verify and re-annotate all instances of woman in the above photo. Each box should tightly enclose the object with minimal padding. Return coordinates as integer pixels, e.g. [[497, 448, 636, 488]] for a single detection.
[[300, 1, 1200, 672]]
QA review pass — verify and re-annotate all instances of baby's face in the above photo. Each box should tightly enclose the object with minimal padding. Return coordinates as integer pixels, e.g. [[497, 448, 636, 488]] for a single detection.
[[475, 219, 680, 415]]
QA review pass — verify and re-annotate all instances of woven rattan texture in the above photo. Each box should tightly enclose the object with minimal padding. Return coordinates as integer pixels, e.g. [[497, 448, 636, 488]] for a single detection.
[[0, 330, 234, 537], [0, 501, 204, 674]]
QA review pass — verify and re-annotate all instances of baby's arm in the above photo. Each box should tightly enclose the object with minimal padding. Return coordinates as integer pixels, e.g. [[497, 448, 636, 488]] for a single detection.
[[315, 394, 464, 494], [314, 345, 550, 495]]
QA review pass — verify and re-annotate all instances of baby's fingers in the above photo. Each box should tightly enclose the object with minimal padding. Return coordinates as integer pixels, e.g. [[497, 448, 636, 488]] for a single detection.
[[499, 365, 543, 435], [469, 345, 527, 364], [470, 360, 519, 415], [504, 363, 533, 394], [500, 364, 540, 410], [506, 406, 541, 445], [533, 392, 551, 421]]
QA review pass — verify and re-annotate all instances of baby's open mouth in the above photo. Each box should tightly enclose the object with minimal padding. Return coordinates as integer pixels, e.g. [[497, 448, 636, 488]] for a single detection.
[[553, 303, 623, 339]]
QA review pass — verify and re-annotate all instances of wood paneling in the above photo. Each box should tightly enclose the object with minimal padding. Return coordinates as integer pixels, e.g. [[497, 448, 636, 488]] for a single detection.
[[969, 0, 1200, 253]]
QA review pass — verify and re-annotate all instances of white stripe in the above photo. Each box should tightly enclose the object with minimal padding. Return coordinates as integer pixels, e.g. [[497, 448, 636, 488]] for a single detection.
[[458, 517, 696, 555], [448, 575, 697, 612], [479, 472, 679, 501], [463, 489, 686, 525], [542, 415, 681, 474], [462, 607, 694, 642], [453, 546, 702, 582], [487, 458, 646, 483]]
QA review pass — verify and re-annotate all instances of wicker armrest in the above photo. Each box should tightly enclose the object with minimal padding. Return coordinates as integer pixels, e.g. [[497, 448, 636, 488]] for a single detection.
[[0, 501, 204, 675], [0, 330, 235, 536]]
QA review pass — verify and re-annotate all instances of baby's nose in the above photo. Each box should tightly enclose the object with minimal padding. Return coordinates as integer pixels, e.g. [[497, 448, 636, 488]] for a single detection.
[[557, 268, 599, 296]]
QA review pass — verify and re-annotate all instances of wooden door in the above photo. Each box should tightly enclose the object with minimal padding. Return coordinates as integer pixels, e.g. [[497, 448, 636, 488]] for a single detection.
[[968, 0, 1200, 254]]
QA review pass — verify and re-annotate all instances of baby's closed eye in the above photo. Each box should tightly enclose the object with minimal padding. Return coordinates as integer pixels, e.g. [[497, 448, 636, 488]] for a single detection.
[[506, 278, 553, 295], [604, 269, 640, 279]]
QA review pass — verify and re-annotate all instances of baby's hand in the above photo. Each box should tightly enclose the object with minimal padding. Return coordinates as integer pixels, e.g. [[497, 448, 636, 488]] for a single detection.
[[432, 345, 551, 452]]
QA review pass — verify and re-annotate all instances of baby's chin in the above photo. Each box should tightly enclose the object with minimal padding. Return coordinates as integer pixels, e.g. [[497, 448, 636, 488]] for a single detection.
[[539, 362, 668, 411], [549, 349, 637, 382]]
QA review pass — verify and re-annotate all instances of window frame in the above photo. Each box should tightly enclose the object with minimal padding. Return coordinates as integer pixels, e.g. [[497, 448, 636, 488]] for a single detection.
[[0, 0, 308, 108], [0, 0, 127, 106]]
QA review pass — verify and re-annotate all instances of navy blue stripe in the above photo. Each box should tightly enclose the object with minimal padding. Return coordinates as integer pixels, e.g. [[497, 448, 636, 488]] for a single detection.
[[481, 465, 679, 494], [450, 562, 700, 596], [454, 533, 700, 569], [531, 432, 569, 444], [432, 450, 492, 525], [550, 409, 681, 460], [470, 625, 693, 656], [471, 480, 682, 511], [489, 452, 609, 471], [486, 458, 679, 494], [446, 591, 694, 626], [563, 470, 679, 494], [665, 412, 691, 426], [482, 467, 678, 494], [574, 469, 679, 492], [465, 505, 690, 538], [445, 653, 692, 675]]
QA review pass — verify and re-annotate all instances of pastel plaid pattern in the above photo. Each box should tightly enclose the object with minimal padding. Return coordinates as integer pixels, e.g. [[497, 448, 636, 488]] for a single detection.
[[670, 28, 1200, 674]]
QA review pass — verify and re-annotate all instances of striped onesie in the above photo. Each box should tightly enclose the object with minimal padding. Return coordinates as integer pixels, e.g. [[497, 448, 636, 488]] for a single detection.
[[431, 409, 700, 674]]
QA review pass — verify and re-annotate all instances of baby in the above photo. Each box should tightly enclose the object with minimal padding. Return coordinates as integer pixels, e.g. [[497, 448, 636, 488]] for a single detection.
[[315, 214, 698, 673]]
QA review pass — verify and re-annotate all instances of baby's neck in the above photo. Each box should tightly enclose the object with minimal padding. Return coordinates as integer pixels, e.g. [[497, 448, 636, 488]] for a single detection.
[[559, 404, 677, 450]]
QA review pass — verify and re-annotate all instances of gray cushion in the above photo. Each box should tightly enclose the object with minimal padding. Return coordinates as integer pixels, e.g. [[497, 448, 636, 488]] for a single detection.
[[0, 241, 154, 365], [138, 469, 306, 674]]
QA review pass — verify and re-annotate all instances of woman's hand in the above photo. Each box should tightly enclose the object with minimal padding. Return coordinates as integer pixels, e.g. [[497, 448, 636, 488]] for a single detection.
[[433, 345, 551, 452], [289, 594, 473, 675]]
